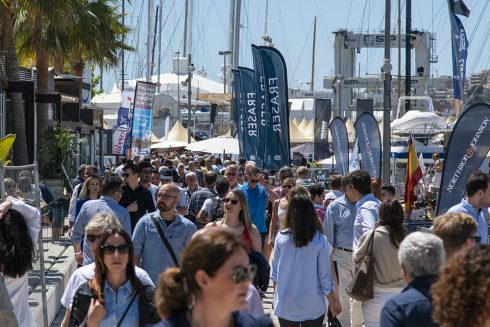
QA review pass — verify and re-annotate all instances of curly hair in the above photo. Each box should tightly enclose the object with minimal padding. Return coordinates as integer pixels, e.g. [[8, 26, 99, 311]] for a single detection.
[[432, 244, 490, 327]]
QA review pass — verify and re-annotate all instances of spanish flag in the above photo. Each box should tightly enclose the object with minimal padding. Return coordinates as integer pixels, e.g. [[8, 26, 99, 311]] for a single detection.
[[404, 135, 423, 213]]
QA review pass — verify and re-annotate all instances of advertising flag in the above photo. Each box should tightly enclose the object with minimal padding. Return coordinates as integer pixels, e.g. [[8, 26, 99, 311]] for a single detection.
[[436, 103, 490, 215], [113, 90, 134, 155], [450, 13, 468, 101], [329, 117, 349, 175], [450, 0, 470, 17], [257, 46, 291, 170], [130, 81, 156, 158], [314, 98, 332, 160], [404, 135, 423, 213], [251, 45, 266, 168], [349, 138, 360, 172], [354, 112, 382, 179], [238, 67, 259, 162]]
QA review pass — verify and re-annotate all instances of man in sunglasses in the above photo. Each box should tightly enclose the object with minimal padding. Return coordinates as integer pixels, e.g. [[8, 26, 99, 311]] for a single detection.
[[132, 183, 197, 285], [225, 164, 240, 190], [446, 171, 490, 244], [72, 175, 131, 265], [239, 167, 279, 250], [119, 162, 156, 233]]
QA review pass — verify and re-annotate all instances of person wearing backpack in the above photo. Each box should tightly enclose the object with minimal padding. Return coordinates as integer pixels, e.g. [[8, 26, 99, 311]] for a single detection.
[[197, 177, 230, 223]]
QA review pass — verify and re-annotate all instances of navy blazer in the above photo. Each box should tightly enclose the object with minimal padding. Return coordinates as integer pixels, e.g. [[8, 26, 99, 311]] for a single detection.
[[380, 275, 439, 327]]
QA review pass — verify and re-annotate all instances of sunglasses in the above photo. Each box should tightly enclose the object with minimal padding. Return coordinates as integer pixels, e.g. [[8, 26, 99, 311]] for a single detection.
[[157, 194, 178, 200], [282, 184, 293, 189], [224, 198, 239, 205], [100, 244, 131, 255], [249, 179, 259, 184], [86, 234, 102, 243], [231, 264, 257, 284], [227, 173, 236, 176]]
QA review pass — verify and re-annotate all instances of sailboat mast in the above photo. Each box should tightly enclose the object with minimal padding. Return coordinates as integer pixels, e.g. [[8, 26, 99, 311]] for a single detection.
[[233, 0, 241, 70], [157, 0, 163, 92], [405, 0, 412, 110], [263, 0, 269, 45], [183, 0, 188, 56], [151, 5, 159, 77], [121, 0, 125, 90], [310, 16, 316, 92], [146, 0, 152, 82], [397, 0, 401, 98], [188, 0, 193, 56]]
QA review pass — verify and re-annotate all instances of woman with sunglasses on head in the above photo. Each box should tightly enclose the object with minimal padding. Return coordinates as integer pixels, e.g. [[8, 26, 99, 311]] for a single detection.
[[207, 189, 262, 253], [272, 194, 341, 327], [154, 228, 273, 326], [75, 175, 102, 220], [61, 213, 154, 327], [268, 177, 296, 250]]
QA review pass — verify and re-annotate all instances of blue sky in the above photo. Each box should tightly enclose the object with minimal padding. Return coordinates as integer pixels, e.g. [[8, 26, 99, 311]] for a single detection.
[[100, 0, 489, 93]]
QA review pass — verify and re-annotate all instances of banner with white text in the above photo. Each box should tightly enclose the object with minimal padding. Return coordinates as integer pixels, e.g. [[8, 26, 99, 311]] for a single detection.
[[252, 45, 266, 168], [354, 112, 381, 179], [313, 98, 332, 161], [238, 67, 259, 162], [131, 81, 156, 158], [436, 103, 490, 215], [329, 117, 349, 175]]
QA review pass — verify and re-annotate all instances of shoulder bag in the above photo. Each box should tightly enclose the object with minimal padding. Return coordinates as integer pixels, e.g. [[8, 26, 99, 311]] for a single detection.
[[345, 229, 376, 301], [151, 216, 180, 267]]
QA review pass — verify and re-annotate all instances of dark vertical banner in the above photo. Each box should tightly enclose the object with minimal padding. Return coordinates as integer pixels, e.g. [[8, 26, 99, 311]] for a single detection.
[[356, 99, 374, 117], [232, 69, 242, 151], [131, 81, 156, 158], [313, 98, 332, 160], [354, 112, 381, 179], [252, 45, 266, 168], [329, 117, 349, 175], [113, 90, 134, 155], [238, 67, 259, 162], [450, 13, 468, 100], [436, 103, 490, 215], [259, 46, 291, 170]]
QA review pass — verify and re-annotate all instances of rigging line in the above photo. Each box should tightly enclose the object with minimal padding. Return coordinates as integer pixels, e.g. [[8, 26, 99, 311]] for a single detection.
[[313, 0, 334, 57], [295, 0, 309, 36], [344, 0, 353, 30], [465, 47, 490, 106], [211, 0, 226, 33], [132, 2, 145, 81], [193, 0, 214, 73], [275, 1, 294, 85], [290, 19, 314, 84], [360, 0, 368, 32], [467, 0, 489, 44]]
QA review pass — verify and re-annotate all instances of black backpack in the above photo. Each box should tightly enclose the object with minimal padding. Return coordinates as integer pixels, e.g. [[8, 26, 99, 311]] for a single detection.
[[210, 196, 225, 222]]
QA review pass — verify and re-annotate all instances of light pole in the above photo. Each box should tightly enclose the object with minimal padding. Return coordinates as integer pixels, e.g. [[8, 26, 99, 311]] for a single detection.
[[219, 50, 232, 93], [175, 51, 180, 122]]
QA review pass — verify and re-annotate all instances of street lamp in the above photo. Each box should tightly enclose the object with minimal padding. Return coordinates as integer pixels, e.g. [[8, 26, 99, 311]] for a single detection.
[[175, 51, 180, 122], [218, 50, 232, 93]]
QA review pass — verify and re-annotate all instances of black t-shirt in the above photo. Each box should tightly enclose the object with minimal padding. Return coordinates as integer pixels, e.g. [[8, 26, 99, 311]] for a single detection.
[[119, 183, 156, 232], [154, 310, 273, 327]]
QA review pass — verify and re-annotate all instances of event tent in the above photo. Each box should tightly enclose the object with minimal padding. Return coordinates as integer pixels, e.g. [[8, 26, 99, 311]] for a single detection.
[[151, 121, 195, 148], [185, 135, 239, 155]]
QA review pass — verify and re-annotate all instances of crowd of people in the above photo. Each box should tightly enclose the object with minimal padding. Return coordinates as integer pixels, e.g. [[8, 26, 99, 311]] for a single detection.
[[1, 151, 490, 327]]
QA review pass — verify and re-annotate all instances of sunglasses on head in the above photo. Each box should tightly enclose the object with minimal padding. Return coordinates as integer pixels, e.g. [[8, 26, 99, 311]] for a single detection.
[[100, 244, 131, 255], [86, 234, 102, 243], [224, 198, 239, 205], [231, 264, 257, 283]]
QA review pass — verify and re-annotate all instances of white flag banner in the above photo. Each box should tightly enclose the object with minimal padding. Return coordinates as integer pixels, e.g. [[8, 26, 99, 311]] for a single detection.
[[349, 138, 360, 172]]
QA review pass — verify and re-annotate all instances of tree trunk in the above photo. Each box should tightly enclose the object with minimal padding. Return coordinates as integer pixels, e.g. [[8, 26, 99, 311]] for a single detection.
[[36, 42, 53, 168], [1, 4, 29, 165], [71, 59, 84, 77], [53, 54, 65, 73]]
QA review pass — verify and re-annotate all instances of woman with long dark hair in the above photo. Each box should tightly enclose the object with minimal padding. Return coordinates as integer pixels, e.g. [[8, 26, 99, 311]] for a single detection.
[[154, 228, 272, 326], [71, 228, 159, 326], [353, 200, 407, 327], [272, 194, 340, 326], [0, 197, 40, 327]]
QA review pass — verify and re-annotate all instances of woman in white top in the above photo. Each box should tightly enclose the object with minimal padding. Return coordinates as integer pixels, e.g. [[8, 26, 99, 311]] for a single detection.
[[0, 196, 41, 327], [268, 178, 295, 249]]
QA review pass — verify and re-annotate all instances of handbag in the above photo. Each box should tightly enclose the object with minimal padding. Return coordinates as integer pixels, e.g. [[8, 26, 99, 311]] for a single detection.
[[345, 229, 376, 302], [151, 216, 180, 267], [327, 311, 343, 327], [248, 250, 271, 292]]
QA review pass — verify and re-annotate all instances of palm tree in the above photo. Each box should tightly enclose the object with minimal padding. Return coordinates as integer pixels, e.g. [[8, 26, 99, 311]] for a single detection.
[[0, 2, 29, 165]]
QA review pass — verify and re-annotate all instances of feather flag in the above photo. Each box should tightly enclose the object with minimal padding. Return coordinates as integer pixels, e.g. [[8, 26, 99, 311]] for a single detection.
[[404, 135, 423, 213], [349, 138, 360, 172], [0, 134, 16, 164]]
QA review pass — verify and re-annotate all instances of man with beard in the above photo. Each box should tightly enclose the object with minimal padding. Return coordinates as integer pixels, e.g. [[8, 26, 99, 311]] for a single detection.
[[132, 183, 197, 285]]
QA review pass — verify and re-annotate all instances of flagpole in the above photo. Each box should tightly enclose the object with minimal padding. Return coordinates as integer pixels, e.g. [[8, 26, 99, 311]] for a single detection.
[[382, 0, 392, 184]]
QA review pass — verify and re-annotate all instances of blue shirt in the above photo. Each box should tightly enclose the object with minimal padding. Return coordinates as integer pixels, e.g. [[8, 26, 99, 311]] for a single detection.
[[380, 275, 439, 327], [353, 193, 381, 250], [324, 195, 356, 249], [72, 196, 132, 265], [239, 183, 269, 233], [100, 280, 139, 327], [132, 212, 197, 285], [447, 199, 488, 244], [271, 230, 334, 321]]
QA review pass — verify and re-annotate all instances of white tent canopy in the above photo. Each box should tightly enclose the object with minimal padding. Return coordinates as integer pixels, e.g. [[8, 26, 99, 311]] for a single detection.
[[151, 121, 195, 148], [185, 136, 239, 154]]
